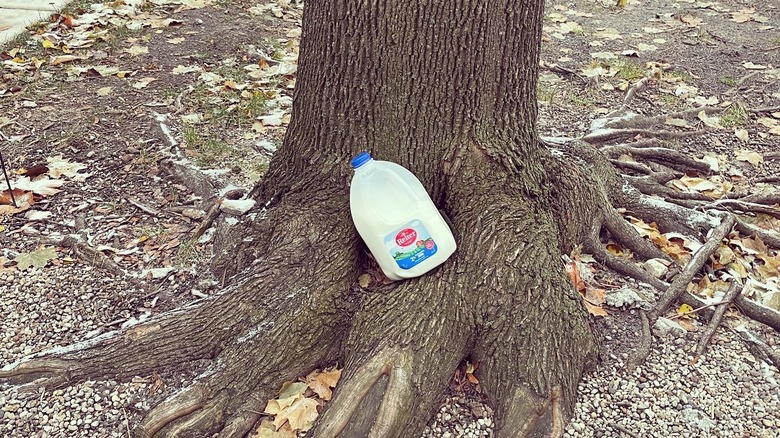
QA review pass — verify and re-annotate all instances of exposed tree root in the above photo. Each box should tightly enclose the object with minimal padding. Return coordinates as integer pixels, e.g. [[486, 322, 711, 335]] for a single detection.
[[314, 347, 414, 437], [709, 199, 780, 219], [43, 235, 132, 281], [627, 312, 651, 372], [1, 185, 360, 436], [693, 281, 743, 359], [193, 200, 222, 239], [602, 210, 671, 263], [545, 72, 780, 376], [601, 145, 711, 175], [734, 295, 780, 332], [731, 325, 780, 370], [627, 214, 734, 369], [582, 128, 704, 144], [4, 70, 779, 438], [650, 215, 735, 320], [610, 159, 652, 175]]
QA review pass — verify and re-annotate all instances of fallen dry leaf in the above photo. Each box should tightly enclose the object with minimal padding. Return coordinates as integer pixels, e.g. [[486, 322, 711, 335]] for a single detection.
[[50, 55, 84, 65], [358, 273, 372, 288], [124, 45, 149, 56], [251, 420, 296, 438], [22, 164, 49, 178], [48, 155, 88, 179], [272, 397, 319, 432], [12, 176, 64, 196], [680, 15, 703, 27], [698, 110, 722, 129], [734, 129, 749, 142], [565, 261, 586, 294], [742, 62, 766, 70], [133, 77, 157, 89], [583, 300, 608, 317], [735, 150, 763, 166], [730, 9, 754, 23], [16, 246, 57, 270], [305, 368, 341, 401], [24, 210, 52, 221]]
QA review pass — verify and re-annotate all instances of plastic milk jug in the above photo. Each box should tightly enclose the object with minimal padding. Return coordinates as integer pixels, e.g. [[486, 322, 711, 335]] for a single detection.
[[349, 152, 456, 280]]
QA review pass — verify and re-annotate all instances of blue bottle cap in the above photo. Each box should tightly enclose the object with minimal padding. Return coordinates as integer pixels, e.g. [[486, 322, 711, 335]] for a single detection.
[[351, 152, 372, 169]]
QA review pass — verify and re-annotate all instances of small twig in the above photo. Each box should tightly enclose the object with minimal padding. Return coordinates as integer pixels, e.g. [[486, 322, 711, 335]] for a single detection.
[[0, 150, 17, 207], [748, 105, 780, 114], [105, 318, 130, 327], [43, 235, 134, 282], [609, 422, 640, 438], [724, 71, 760, 96], [123, 407, 132, 438], [670, 300, 730, 320], [194, 200, 223, 239], [737, 71, 760, 88], [126, 197, 163, 217], [694, 281, 743, 358], [174, 85, 196, 114], [541, 63, 586, 82]]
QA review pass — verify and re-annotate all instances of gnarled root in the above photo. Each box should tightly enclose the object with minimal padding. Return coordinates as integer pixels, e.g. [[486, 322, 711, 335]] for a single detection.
[[313, 346, 416, 437], [1, 193, 358, 437], [542, 132, 780, 375]]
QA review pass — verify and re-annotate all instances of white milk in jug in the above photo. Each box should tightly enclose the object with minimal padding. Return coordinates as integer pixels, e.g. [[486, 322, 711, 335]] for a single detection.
[[349, 152, 456, 280]]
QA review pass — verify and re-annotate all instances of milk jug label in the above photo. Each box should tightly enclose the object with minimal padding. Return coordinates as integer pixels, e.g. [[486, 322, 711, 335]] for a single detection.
[[384, 219, 438, 269]]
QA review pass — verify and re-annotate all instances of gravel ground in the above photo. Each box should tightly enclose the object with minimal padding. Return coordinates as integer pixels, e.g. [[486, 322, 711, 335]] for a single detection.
[[3, 262, 778, 437], [566, 327, 780, 438]]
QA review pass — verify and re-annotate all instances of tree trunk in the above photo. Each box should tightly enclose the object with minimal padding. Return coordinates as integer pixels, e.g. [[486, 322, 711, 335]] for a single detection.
[[1, 0, 599, 436]]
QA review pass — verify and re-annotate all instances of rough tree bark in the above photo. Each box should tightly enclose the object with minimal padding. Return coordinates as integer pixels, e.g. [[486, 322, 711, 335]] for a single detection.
[[1, 0, 605, 436]]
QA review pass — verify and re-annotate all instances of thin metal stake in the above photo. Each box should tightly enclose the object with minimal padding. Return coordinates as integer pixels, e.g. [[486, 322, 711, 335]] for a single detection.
[[0, 150, 17, 208]]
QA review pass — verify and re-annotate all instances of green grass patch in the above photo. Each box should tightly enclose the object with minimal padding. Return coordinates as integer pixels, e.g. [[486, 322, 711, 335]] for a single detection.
[[720, 105, 749, 128], [239, 159, 270, 182], [610, 60, 645, 81], [567, 93, 594, 107], [182, 124, 233, 168], [658, 94, 679, 106], [239, 91, 269, 119], [175, 238, 201, 268], [665, 69, 692, 83], [537, 83, 557, 105], [719, 76, 738, 87], [183, 82, 269, 127]]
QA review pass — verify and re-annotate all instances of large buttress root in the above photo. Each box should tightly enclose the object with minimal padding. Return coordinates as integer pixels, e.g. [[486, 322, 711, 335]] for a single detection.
[[1, 180, 360, 437], [310, 269, 476, 437], [314, 347, 415, 437], [456, 149, 597, 437], [307, 146, 599, 437]]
